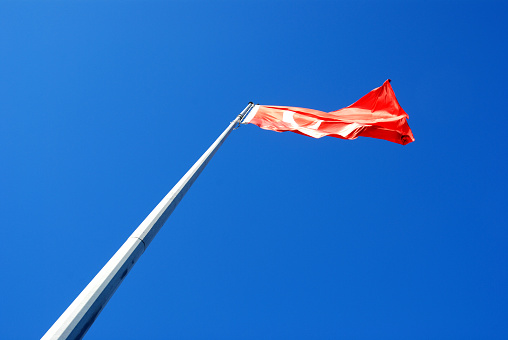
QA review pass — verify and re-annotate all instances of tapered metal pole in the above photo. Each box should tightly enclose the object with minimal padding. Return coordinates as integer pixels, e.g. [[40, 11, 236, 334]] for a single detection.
[[42, 103, 254, 340]]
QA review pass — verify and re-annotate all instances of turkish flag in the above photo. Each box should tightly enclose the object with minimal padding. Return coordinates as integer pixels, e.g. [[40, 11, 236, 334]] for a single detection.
[[243, 80, 414, 145]]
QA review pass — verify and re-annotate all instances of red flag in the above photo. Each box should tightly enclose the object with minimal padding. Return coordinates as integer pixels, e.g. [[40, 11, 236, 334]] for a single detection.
[[243, 80, 414, 145]]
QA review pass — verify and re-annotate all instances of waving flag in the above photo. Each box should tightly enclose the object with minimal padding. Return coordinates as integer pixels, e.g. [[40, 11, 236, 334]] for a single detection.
[[243, 80, 414, 145]]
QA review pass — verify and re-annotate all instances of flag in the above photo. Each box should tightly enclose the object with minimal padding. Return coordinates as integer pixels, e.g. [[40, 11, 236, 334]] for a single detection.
[[243, 80, 414, 145]]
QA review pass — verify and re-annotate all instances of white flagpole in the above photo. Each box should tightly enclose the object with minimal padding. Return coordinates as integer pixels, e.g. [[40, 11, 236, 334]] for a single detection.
[[42, 103, 254, 340]]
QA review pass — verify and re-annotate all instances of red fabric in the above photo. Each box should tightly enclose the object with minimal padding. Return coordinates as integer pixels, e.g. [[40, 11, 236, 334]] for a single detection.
[[246, 80, 414, 145]]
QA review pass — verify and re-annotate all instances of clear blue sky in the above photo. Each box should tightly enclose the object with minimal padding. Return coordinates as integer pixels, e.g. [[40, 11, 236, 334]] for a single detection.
[[1, 1, 507, 339]]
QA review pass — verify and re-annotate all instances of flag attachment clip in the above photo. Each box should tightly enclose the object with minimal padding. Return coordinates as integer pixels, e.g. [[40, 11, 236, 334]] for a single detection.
[[234, 102, 255, 130]]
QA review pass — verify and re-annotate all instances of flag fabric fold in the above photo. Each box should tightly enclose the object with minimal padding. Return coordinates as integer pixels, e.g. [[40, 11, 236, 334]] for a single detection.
[[243, 80, 414, 145]]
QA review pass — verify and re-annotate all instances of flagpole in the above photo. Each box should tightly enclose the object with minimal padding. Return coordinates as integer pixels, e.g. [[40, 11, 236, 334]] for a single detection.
[[42, 103, 254, 340]]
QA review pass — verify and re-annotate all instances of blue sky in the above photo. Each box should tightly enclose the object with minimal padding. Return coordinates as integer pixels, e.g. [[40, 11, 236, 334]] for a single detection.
[[1, 1, 507, 339]]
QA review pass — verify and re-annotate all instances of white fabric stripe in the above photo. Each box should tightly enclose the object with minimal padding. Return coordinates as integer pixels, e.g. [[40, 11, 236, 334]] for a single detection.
[[242, 104, 259, 124]]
